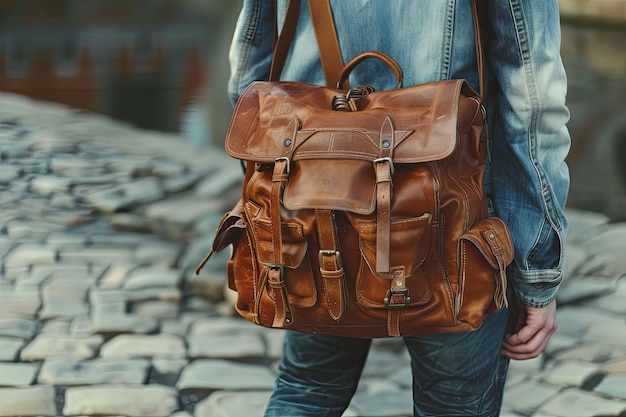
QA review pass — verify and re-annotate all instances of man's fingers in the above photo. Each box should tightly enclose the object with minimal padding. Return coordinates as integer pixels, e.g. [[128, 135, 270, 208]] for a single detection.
[[501, 322, 557, 360]]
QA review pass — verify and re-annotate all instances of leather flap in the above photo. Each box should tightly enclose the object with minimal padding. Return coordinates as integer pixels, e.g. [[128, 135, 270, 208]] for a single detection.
[[459, 217, 514, 269], [225, 79, 478, 164], [211, 199, 246, 253]]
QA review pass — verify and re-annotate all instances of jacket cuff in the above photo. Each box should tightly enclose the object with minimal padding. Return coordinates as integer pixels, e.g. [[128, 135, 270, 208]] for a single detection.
[[509, 267, 563, 308]]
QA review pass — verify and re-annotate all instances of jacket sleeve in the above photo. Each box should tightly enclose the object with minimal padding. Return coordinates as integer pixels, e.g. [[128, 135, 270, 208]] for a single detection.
[[487, 0, 571, 308], [227, 0, 275, 106]]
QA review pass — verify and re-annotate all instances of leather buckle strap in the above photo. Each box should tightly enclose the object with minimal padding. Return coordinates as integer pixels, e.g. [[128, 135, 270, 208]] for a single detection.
[[484, 230, 509, 309], [267, 264, 293, 326], [373, 157, 394, 273], [316, 210, 347, 321]]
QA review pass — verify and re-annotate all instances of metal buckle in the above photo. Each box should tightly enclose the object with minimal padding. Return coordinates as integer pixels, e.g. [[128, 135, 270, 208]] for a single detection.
[[267, 264, 285, 283], [274, 157, 291, 174], [373, 157, 395, 175], [384, 288, 411, 308], [318, 250, 343, 269]]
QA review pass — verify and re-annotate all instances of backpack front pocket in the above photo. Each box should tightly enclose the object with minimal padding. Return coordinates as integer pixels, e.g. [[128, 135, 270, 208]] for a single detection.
[[357, 213, 433, 308]]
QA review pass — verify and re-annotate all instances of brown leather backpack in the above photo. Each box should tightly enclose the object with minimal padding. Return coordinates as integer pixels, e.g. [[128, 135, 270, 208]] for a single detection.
[[196, 0, 514, 337]]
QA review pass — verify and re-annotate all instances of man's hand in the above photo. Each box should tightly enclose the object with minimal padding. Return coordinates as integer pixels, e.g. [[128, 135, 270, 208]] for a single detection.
[[501, 299, 557, 360]]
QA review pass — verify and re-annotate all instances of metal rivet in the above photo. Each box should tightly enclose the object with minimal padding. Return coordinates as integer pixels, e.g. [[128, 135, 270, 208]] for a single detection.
[[285, 317, 292, 324], [488, 233, 495, 239], [284, 138, 292, 147], [382, 140, 391, 148], [395, 280, 402, 287]]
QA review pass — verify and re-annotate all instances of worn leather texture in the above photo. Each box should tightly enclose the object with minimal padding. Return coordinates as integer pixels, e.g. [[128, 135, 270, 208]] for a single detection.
[[200, 75, 514, 337]]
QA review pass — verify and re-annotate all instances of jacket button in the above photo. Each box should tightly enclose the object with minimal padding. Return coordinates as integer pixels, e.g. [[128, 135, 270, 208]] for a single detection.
[[533, 283, 545, 289]]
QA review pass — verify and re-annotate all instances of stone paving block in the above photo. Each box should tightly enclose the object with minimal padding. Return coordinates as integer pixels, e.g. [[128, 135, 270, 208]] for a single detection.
[[0, 290, 41, 317], [502, 380, 561, 416], [151, 358, 189, 386], [0, 386, 57, 416], [46, 231, 89, 248], [362, 349, 411, 380], [57, 247, 136, 265], [557, 344, 625, 363], [184, 270, 227, 302], [30, 174, 72, 196], [89, 291, 159, 335], [542, 361, 602, 387], [349, 388, 414, 417], [134, 240, 183, 267], [3, 243, 57, 268], [0, 318, 38, 339], [0, 363, 39, 386], [589, 289, 626, 314], [63, 384, 179, 417], [583, 320, 626, 346], [5, 219, 65, 239], [20, 334, 103, 361], [555, 306, 612, 337], [544, 333, 580, 356], [507, 354, 544, 374], [100, 334, 186, 358], [557, 274, 622, 304], [143, 196, 223, 228], [0, 337, 24, 361], [49, 154, 106, 175], [603, 359, 626, 373], [97, 263, 139, 289], [32, 264, 106, 282], [194, 390, 271, 417], [176, 359, 276, 391], [82, 177, 165, 213], [39, 278, 91, 319], [260, 328, 286, 360], [87, 232, 148, 248], [537, 388, 626, 416], [162, 172, 203, 194], [125, 287, 182, 302], [187, 317, 265, 358], [0, 165, 20, 184], [594, 374, 626, 400], [40, 318, 73, 335], [131, 300, 180, 319], [188, 331, 266, 359], [109, 213, 153, 233], [38, 358, 149, 385], [123, 266, 182, 290]]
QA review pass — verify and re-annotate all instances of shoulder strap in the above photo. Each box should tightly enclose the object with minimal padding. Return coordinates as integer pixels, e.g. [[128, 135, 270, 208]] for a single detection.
[[269, 0, 346, 89], [307, 0, 348, 89], [271, 0, 487, 101]]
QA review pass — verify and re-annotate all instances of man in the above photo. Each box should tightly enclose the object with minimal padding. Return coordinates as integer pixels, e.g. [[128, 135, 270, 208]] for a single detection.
[[227, 1, 570, 415]]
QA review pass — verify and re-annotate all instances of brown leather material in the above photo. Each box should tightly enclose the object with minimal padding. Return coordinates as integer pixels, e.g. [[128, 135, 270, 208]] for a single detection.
[[307, 0, 348, 89], [197, 0, 512, 337], [316, 209, 347, 320], [199, 59, 515, 337]]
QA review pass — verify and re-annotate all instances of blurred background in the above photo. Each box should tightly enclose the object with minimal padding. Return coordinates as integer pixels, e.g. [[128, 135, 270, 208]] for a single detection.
[[0, 0, 624, 220]]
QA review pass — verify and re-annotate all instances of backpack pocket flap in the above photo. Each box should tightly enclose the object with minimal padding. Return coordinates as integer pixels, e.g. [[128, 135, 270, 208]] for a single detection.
[[283, 159, 376, 214], [211, 199, 247, 253], [459, 217, 514, 269], [252, 220, 308, 269], [225, 80, 475, 165], [359, 213, 432, 279]]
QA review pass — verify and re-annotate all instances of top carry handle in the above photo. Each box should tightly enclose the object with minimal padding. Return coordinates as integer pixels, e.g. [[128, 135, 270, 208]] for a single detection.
[[270, 0, 487, 102]]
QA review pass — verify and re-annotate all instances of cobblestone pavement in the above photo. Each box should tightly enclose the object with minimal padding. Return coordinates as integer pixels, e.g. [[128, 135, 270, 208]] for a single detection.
[[0, 92, 625, 417]]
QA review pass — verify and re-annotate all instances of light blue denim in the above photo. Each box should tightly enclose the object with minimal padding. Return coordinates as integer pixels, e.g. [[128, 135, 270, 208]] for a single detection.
[[228, 0, 571, 308]]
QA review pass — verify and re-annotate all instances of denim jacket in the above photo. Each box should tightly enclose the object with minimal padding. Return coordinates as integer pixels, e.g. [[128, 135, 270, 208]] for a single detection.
[[227, 0, 571, 308]]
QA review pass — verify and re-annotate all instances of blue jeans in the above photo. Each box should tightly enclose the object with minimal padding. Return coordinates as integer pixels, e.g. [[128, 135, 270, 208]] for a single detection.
[[264, 309, 510, 417]]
